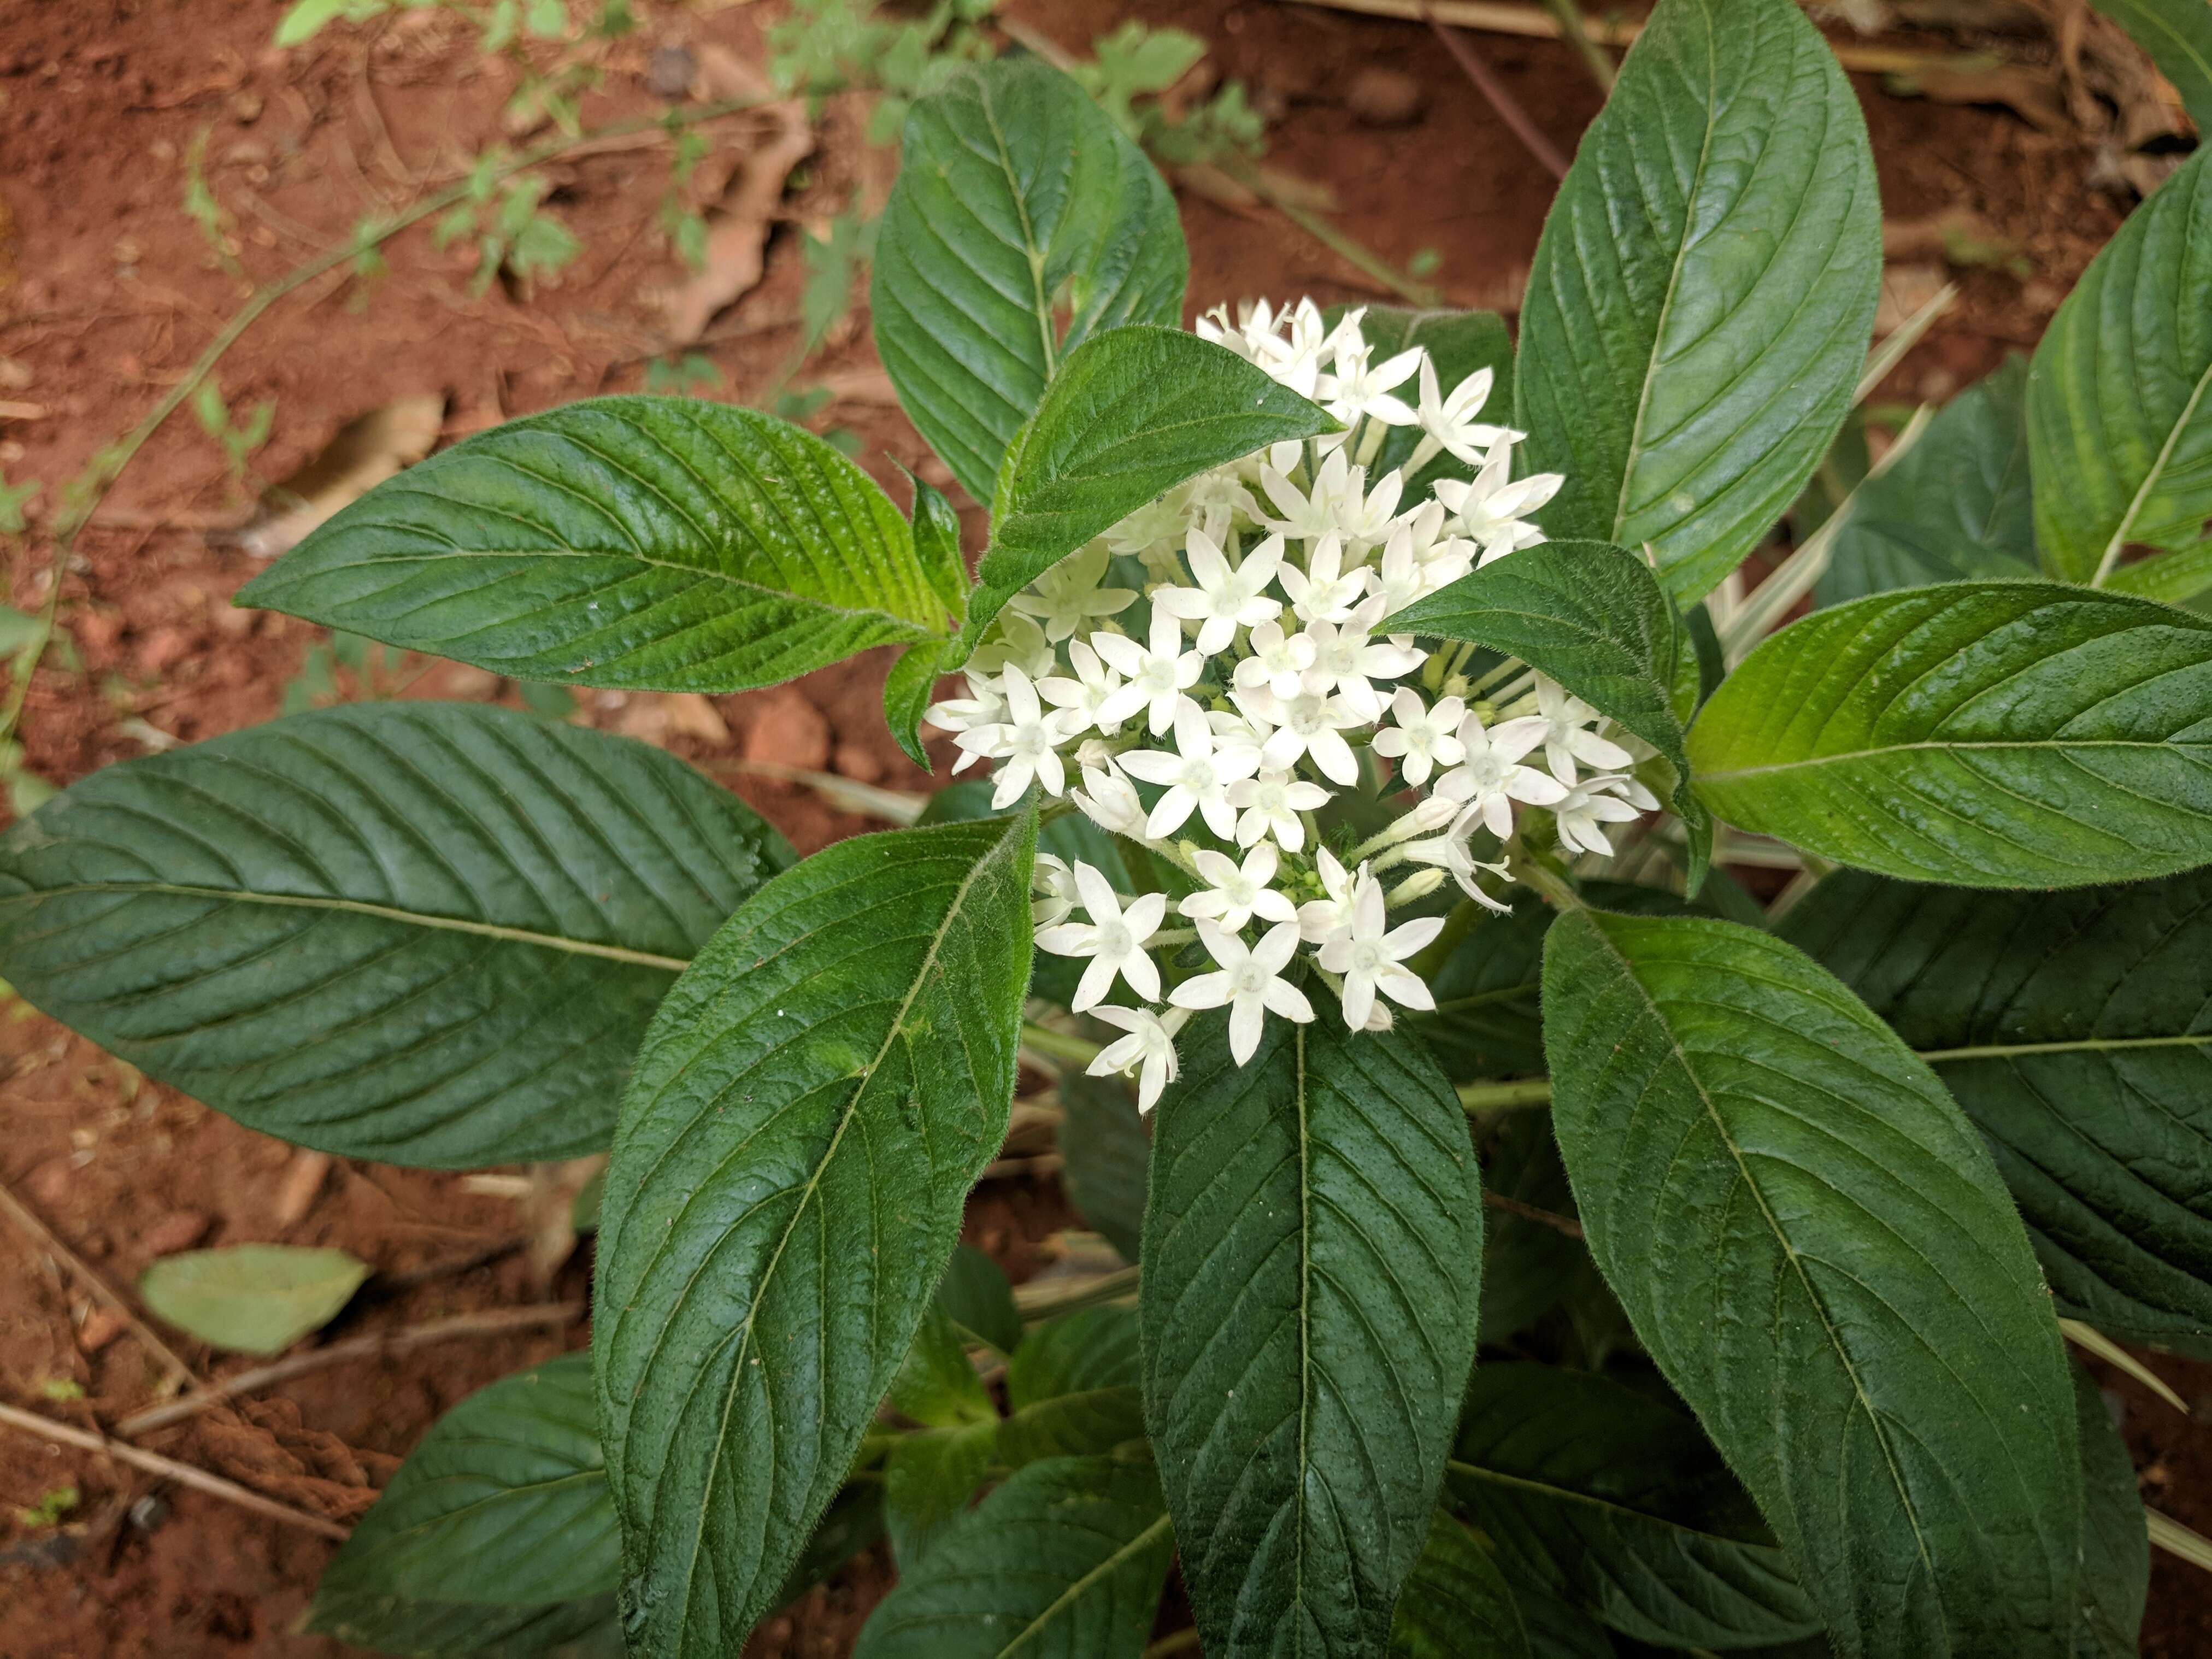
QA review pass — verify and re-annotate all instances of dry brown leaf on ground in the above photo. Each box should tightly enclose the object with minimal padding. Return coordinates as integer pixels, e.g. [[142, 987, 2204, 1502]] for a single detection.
[[659, 46, 815, 345], [187, 1396, 398, 1522], [607, 690, 732, 746], [233, 393, 446, 560]]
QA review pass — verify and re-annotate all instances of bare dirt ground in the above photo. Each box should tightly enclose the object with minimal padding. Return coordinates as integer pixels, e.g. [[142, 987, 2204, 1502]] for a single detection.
[[0, 0, 2201, 1653]]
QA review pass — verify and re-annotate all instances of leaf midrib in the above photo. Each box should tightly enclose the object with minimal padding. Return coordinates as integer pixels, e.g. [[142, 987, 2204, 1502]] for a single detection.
[[4, 880, 690, 970], [1445, 1457, 1780, 1554], [1575, 910, 1946, 1645], [2093, 354, 2212, 585], [1701, 733, 2212, 783], [993, 1511, 1173, 1658]]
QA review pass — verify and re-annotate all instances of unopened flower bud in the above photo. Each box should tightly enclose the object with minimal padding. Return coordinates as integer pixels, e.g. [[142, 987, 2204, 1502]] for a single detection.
[[1390, 867, 1445, 905]]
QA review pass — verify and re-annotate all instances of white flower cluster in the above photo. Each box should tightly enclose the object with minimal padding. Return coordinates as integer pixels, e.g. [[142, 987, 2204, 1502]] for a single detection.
[[928, 299, 1657, 1111]]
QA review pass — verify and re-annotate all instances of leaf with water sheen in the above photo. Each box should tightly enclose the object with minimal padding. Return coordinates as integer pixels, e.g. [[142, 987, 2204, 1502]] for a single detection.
[[140, 1244, 367, 1355], [308, 1355, 620, 1654], [593, 811, 1036, 1657], [1386, 1511, 1531, 1659], [1445, 1364, 1817, 1648], [853, 1456, 1174, 1658], [2028, 144, 2212, 584], [1688, 581, 2212, 887], [871, 55, 1186, 506], [1817, 357, 2038, 605], [1513, 0, 1881, 603], [958, 326, 1333, 660], [1782, 866, 2212, 1357], [1142, 1010, 1484, 1657], [1542, 908, 2082, 1657], [237, 397, 952, 693], [1389, 539, 1709, 884], [0, 702, 787, 1167]]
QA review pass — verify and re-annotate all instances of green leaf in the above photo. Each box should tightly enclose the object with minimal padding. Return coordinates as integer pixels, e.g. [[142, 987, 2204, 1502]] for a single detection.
[[1514, 0, 1881, 604], [1057, 1067, 1148, 1263], [1142, 1010, 1484, 1656], [883, 1422, 996, 1570], [1387, 539, 1710, 886], [853, 1456, 1174, 1659], [1445, 1364, 1818, 1648], [1345, 305, 1514, 503], [1411, 898, 1548, 1083], [883, 473, 970, 768], [871, 55, 1187, 505], [1387, 1511, 1531, 1659], [1476, 1113, 1596, 1344], [1817, 357, 2039, 605], [1541, 908, 2082, 1656], [769, 1483, 885, 1614], [0, 702, 787, 1167], [890, 1300, 996, 1429], [236, 397, 954, 695], [999, 1307, 1147, 1468], [2070, 1361, 2150, 1658], [2105, 539, 2212, 605], [593, 811, 1037, 1656], [1780, 867, 2212, 1356], [2028, 146, 2212, 585], [1688, 581, 2212, 887], [140, 1245, 367, 1355], [2090, 0, 2212, 135], [959, 325, 1333, 661], [939, 1243, 1022, 1356], [308, 1355, 620, 1654]]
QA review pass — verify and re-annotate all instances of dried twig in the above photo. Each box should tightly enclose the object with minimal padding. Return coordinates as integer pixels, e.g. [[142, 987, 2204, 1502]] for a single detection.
[[117, 1303, 583, 1437], [1482, 1189, 1584, 1239], [0, 1174, 201, 1394], [1423, 5, 1569, 180], [0, 1402, 350, 1542]]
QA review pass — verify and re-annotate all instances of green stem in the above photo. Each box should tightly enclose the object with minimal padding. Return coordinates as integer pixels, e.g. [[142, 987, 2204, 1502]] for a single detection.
[[1458, 1077, 1554, 1112], [1015, 1264, 1140, 1321], [0, 94, 769, 752], [1512, 852, 1582, 913], [1541, 0, 1617, 90], [1021, 1021, 1102, 1068]]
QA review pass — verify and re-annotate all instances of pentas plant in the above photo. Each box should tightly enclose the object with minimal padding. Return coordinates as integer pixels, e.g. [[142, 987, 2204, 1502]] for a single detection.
[[6, 4, 2212, 1657]]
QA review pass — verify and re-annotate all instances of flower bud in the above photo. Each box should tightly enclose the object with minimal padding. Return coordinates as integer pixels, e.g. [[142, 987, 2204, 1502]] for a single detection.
[[1389, 867, 1445, 905]]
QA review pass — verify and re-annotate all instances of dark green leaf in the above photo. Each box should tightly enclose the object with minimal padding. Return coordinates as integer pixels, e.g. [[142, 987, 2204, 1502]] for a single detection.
[[236, 397, 953, 693], [593, 811, 1037, 1656], [2069, 1361, 2151, 1658], [960, 326, 1333, 661], [1142, 1010, 1484, 1656], [1688, 581, 2212, 887], [872, 55, 1186, 505], [1058, 1067, 1149, 1262], [884, 644, 944, 773], [884, 474, 969, 769], [853, 1456, 1174, 1659], [1411, 897, 1548, 1083], [1542, 908, 2082, 1656], [140, 1245, 366, 1355], [1514, 0, 1881, 603], [1476, 1113, 1595, 1344], [2090, 0, 2212, 136], [1781, 867, 2212, 1355], [0, 702, 786, 1167], [1817, 357, 2039, 605], [1446, 1364, 1817, 1648], [939, 1243, 1022, 1357], [308, 1355, 620, 1655], [1388, 539, 1709, 886], [883, 1423, 996, 1570], [2028, 146, 2212, 585], [1346, 305, 1515, 503], [1387, 1510, 1532, 1658], [999, 1307, 1147, 1467], [769, 1482, 886, 1614]]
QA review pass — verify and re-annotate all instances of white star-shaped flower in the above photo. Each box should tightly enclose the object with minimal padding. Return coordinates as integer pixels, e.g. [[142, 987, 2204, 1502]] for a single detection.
[[950, 664, 1080, 808], [1151, 528, 1284, 654], [1170, 920, 1315, 1065], [1404, 817, 1515, 913], [1227, 768, 1330, 852], [923, 668, 1004, 738], [1179, 843, 1299, 932], [1092, 610, 1206, 737], [1299, 597, 1423, 721], [1329, 462, 1404, 546], [1435, 447, 1564, 565], [1370, 688, 1467, 787], [1087, 1004, 1188, 1114], [1072, 763, 1149, 840], [1008, 542, 1137, 642], [1433, 709, 1564, 837], [1256, 452, 1346, 543], [1278, 532, 1369, 626], [1032, 852, 1078, 928], [1033, 861, 1167, 1013], [1413, 360, 1516, 468], [1238, 684, 1363, 786], [1552, 774, 1647, 856], [1232, 619, 1317, 701], [1116, 699, 1262, 840], [1038, 637, 1126, 738], [1525, 675, 1635, 785], [1317, 342, 1422, 429], [1317, 866, 1444, 1029], [1297, 846, 1360, 945]]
